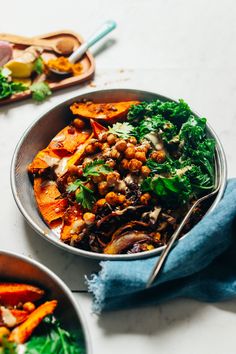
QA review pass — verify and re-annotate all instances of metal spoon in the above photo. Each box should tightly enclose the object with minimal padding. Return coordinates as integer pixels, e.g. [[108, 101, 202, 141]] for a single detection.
[[146, 152, 221, 288], [0, 33, 75, 55], [49, 20, 117, 75]]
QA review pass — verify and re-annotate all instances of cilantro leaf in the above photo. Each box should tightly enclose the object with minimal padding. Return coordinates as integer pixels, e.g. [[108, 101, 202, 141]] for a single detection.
[[75, 183, 96, 210], [67, 180, 96, 210], [30, 82, 51, 102], [0, 68, 27, 100], [33, 57, 44, 75], [108, 122, 135, 139], [83, 160, 112, 177]]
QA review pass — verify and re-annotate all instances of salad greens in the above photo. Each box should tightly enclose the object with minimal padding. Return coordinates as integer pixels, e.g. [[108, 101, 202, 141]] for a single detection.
[[0, 317, 83, 354], [0, 68, 27, 100], [128, 99, 215, 206]]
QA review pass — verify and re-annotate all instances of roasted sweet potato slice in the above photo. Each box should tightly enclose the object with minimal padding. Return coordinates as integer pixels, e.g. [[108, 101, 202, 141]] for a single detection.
[[0, 309, 29, 327], [60, 205, 83, 243], [9, 300, 57, 344], [0, 284, 44, 307], [28, 148, 60, 175], [34, 178, 68, 225], [70, 101, 140, 122], [49, 126, 90, 155]]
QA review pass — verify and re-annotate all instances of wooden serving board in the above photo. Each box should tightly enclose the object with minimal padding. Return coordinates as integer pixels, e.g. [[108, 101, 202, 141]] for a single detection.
[[0, 30, 95, 106]]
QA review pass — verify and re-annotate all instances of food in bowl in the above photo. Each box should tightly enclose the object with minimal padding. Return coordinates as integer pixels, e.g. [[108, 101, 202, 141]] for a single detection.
[[28, 98, 216, 255], [0, 283, 82, 353]]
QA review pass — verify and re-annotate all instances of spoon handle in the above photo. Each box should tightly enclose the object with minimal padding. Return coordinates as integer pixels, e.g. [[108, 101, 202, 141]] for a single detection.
[[0, 33, 54, 49], [69, 20, 117, 63]]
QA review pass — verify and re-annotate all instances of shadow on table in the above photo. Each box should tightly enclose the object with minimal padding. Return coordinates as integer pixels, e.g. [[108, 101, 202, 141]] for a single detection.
[[96, 298, 208, 336], [23, 220, 100, 291]]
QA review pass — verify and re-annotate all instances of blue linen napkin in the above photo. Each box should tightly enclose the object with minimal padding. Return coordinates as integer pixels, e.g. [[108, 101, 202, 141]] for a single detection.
[[87, 179, 236, 313]]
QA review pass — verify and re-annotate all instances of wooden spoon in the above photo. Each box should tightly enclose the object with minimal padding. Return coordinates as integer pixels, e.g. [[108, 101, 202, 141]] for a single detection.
[[0, 33, 75, 55]]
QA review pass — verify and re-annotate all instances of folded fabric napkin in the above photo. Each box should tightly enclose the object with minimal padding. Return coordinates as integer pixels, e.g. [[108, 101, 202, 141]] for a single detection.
[[87, 179, 236, 313]]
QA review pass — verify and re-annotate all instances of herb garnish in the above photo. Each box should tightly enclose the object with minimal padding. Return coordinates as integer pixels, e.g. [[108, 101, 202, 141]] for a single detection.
[[67, 160, 111, 209], [83, 159, 112, 177], [108, 122, 134, 139], [33, 57, 44, 75], [30, 82, 52, 102], [0, 68, 27, 100]]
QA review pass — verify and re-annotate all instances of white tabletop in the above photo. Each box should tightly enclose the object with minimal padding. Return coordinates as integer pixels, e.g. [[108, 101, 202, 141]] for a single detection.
[[1, 0, 236, 353]]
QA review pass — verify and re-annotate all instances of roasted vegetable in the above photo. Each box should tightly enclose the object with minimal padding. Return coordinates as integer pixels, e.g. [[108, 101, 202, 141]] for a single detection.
[[9, 300, 57, 344], [70, 101, 140, 121], [0, 284, 44, 307]]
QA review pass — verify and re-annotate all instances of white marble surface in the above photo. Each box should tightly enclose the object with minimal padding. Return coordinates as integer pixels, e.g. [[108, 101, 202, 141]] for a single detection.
[[1, 0, 236, 353]]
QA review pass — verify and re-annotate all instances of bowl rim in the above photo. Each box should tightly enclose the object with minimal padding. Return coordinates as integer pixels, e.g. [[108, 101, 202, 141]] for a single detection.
[[0, 249, 92, 354], [10, 88, 227, 260]]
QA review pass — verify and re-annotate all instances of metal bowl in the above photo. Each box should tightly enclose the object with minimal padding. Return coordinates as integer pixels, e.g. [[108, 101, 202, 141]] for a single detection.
[[11, 89, 227, 260], [0, 250, 92, 353]]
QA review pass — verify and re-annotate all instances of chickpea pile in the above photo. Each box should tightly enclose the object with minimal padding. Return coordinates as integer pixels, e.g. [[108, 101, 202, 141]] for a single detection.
[[68, 120, 167, 227]]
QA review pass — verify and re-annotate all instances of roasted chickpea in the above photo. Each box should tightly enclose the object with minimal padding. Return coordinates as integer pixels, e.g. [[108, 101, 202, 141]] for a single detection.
[[84, 181, 95, 191], [70, 219, 85, 233], [116, 140, 127, 152], [23, 302, 36, 313], [83, 212, 96, 225], [128, 136, 137, 145], [95, 198, 107, 208], [85, 143, 97, 155], [140, 193, 151, 205], [121, 158, 129, 169], [141, 165, 151, 177], [128, 159, 142, 172], [92, 175, 105, 183], [107, 134, 117, 146], [150, 150, 166, 163], [101, 142, 110, 151], [98, 132, 108, 142], [73, 118, 85, 129], [0, 327, 10, 343], [94, 141, 102, 150], [106, 171, 120, 186], [106, 159, 116, 168], [135, 151, 147, 162], [98, 181, 109, 195], [110, 149, 121, 160], [68, 165, 81, 176], [105, 191, 119, 206], [117, 194, 126, 204], [125, 146, 136, 159]]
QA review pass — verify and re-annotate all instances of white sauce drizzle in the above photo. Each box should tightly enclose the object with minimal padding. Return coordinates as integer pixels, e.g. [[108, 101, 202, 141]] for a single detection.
[[1, 306, 17, 327]]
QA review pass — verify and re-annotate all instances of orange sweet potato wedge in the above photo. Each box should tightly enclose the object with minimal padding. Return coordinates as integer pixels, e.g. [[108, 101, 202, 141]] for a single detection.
[[49, 126, 91, 156], [0, 283, 44, 307], [28, 148, 61, 175], [9, 300, 57, 344], [60, 205, 83, 243], [70, 101, 140, 122], [28, 127, 91, 175], [34, 178, 68, 225]]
